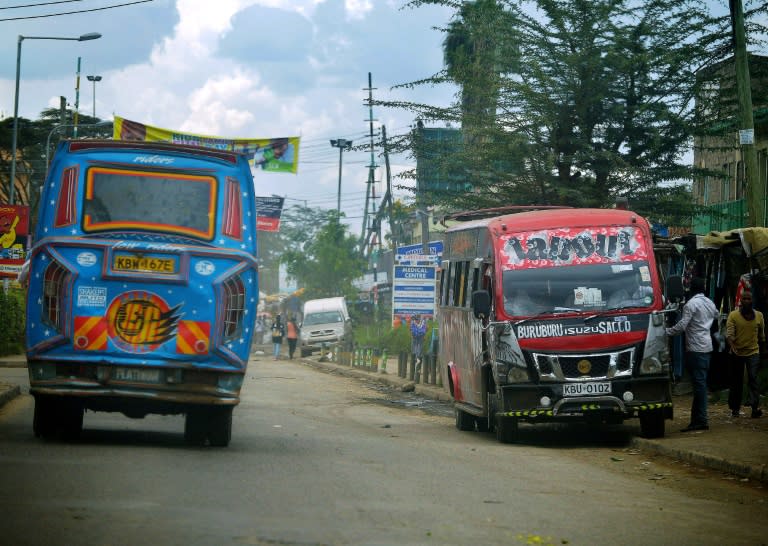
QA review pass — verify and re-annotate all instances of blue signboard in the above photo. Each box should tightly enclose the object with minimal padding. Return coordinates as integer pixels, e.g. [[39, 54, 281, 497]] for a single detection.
[[395, 241, 443, 265], [392, 265, 437, 320]]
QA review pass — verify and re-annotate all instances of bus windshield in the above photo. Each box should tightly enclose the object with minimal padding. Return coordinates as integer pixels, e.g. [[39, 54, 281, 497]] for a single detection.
[[502, 261, 655, 316], [82, 167, 216, 240]]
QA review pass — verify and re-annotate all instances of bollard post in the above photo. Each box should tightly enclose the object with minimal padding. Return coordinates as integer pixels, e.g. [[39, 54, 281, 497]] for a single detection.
[[398, 352, 405, 378], [380, 349, 388, 374], [409, 353, 416, 381]]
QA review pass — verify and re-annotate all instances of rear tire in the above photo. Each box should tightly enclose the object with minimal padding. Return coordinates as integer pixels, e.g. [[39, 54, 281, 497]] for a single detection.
[[33, 395, 57, 439], [495, 416, 519, 444], [59, 400, 84, 441], [184, 409, 208, 446], [208, 407, 233, 447], [475, 416, 489, 432], [639, 409, 665, 438], [455, 408, 475, 431]]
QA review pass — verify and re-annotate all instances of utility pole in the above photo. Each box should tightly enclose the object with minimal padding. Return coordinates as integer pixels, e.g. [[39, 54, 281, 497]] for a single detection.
[[361, 72, 380, 254], [730, 0, 764, 227]]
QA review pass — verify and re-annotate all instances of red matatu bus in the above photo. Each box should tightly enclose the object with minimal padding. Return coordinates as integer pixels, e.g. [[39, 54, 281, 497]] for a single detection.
[[438, 207, 684, 443]]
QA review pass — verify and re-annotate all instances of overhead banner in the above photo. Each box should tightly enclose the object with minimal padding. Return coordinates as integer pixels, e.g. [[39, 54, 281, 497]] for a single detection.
[[0, 204, 30, 278], [255, 196, 284, 232], [113, 116, 299, 174]]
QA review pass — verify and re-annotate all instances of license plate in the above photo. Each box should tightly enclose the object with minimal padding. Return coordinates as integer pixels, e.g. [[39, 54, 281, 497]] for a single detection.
[[112, 367, 162, 383], [113, 255, 176, 274], [563, 382, 611, 397]]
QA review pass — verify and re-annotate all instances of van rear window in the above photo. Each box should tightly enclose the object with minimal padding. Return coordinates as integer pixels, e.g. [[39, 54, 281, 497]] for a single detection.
[[82, 167, 216, 240]]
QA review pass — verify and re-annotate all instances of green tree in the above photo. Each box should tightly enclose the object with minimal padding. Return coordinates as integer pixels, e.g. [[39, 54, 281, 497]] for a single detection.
[[390, 0, 765, 226], [281, 213, 366, 300]]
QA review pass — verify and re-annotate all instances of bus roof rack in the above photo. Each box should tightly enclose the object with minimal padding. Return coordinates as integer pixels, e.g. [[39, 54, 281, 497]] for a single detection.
[[440, 205, 573, 226]]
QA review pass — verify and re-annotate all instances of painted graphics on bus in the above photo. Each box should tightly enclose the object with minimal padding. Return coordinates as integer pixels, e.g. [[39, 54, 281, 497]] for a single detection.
[[25, 139, 259, 446]]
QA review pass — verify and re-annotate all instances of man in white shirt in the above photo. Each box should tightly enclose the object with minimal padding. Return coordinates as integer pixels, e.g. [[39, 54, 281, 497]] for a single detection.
[[666, 277, 719, 432]]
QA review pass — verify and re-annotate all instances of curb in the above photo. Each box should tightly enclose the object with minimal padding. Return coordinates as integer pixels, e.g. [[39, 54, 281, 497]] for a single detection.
[[630, 437, 767, 484], [0, 383, 21, 410]]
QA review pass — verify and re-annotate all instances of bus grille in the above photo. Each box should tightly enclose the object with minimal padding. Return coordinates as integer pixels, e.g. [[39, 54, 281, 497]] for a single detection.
[[532, 347, 635, 381]]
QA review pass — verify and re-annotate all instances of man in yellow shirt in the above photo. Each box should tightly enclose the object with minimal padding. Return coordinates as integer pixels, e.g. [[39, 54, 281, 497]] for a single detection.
[[726, 291, 766, 418]]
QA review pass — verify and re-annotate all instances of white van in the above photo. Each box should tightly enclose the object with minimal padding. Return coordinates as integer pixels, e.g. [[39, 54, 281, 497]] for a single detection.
[[299, 297, 352, 357]]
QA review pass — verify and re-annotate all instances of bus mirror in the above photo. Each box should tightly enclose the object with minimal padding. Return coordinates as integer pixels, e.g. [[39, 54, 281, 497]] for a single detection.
[[471, 290, 491, 319], [666, 275, 684, 303]]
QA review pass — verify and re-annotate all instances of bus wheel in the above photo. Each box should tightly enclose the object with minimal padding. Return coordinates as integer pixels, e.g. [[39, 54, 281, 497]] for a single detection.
[[455, 408, 475, 431], [59, 400, 84, 441], [33, 395, 57, 439], [208, 407, 233, 447], [639, 410, 665, 439], [495, 416, 519, 444], [184, 409, 208, 446]]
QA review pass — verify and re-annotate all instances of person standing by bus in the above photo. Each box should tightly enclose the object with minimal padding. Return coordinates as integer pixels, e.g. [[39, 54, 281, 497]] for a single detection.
[[270, 314, 285, 360], [665, 277, 719, 432], [726, 290, 766, 418], [286, 315, 300, 359]]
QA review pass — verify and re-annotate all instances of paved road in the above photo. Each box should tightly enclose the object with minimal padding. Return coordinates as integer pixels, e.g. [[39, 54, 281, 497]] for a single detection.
[[1, 355, 767, 545]]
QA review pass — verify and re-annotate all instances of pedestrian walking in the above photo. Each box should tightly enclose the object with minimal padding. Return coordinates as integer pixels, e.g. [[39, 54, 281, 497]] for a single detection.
[[410, 314, 427, 373], [270, 314, 285, 360], [286, 315, 299, 359], [666, 277, 719, 432], [726, 290, 766, 418]]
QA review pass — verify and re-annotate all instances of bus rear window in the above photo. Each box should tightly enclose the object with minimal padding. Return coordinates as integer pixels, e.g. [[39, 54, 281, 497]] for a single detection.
[[83, 167, 216, 239]]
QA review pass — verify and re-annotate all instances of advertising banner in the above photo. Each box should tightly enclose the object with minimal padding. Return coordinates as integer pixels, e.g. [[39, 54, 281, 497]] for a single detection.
[[0, 204, 30, 278], [113, 116, 300, 174], [255, 196, 285, 232]]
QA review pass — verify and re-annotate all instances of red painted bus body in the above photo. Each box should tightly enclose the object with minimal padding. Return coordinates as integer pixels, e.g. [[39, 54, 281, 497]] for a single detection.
[[439, 208, 673, 442]]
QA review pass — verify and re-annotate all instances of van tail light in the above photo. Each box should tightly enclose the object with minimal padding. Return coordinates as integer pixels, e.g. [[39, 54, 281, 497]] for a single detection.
[[43, 260, 70, 333], [55, 166, 78, 227], [222, 177, 242, 239], [222, 275, 246, 341]]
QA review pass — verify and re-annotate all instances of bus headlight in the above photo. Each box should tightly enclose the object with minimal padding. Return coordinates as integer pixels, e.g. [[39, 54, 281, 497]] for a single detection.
[[639, 356, 665, 375], [506, 366, 530, 383]]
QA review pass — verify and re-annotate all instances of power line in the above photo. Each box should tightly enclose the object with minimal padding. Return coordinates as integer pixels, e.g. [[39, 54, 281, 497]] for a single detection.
[[0, 0, 152, 21], [1, 0, 85, 10]]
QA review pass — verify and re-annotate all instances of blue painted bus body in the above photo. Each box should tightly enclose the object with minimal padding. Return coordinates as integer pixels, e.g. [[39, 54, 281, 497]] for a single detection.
[[26, 139, 259, 445]]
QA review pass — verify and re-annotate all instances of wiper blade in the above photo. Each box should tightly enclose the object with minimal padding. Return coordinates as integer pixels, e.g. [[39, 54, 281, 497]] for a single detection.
[[513, 311, 551, 326], [584, 305, 638, 323]]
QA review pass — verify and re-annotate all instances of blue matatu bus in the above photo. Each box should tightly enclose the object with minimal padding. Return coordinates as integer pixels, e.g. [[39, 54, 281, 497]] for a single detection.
[[25, 139, 259, 446]]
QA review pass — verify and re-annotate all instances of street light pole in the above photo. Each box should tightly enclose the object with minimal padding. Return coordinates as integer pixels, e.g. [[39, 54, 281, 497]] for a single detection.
[[87, 75, 102, 118], [330, 138, 353, 215], [8, 32, 101, 205]]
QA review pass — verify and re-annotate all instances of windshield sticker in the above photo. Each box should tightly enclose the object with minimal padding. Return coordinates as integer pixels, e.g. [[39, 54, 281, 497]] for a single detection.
[[77, 286, 107, 308], [500, 226, 647, 270]]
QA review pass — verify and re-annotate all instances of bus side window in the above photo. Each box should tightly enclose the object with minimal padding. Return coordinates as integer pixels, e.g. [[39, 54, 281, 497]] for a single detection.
[[457, 261, 467, 307]]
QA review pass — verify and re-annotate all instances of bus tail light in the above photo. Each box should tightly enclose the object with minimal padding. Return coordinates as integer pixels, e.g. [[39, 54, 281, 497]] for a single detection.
[[222, 177, 242, 239], [42, 260, 70, 333], [55, 166, 78, 227]]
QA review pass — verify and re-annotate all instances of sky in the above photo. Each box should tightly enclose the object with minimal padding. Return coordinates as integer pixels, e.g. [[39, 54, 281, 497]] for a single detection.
[[0, 0, 762, 241], [0, 0, 458, 238]]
